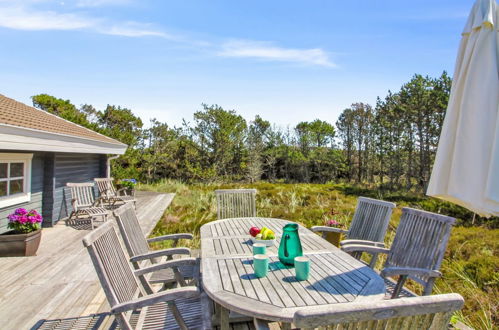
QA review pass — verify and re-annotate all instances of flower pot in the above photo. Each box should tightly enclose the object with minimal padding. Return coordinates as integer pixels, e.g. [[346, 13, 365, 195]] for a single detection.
[[324, 231, 342, 247], [0, 229, 42, 257]]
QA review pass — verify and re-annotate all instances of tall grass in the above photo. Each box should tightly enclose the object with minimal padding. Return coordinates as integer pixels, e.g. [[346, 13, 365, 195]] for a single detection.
[[145, 181, 498, 329]]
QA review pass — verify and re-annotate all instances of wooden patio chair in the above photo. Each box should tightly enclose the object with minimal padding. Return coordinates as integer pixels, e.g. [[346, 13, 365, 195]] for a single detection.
[[286, 293, 464, 330], [215, 189, 257, 219], [82, 221, 211, 330], [343, 207, 456, 298], [66, 182, 109, 229], [114, 203, 199, 291], [311, 197, 395, 249], [94, 177, 136, 208]]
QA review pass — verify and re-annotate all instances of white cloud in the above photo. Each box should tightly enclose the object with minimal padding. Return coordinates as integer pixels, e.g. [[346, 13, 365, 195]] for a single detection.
[[99, 22, 173, 38], [0, 3, 336, 68], [0, 3, 169, 38], [0, 6, 96, 30], [219, 40, 335, 67]]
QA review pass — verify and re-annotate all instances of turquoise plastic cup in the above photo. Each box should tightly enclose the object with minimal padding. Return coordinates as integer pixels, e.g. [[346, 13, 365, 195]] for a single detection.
[[294, 256, 310, 281], [254, 254, 269, 278], [253, 243, 267, 255]]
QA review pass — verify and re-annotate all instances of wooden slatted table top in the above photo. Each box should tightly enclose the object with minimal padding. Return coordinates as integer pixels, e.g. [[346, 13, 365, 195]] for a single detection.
[[201, 217, 386, 323]]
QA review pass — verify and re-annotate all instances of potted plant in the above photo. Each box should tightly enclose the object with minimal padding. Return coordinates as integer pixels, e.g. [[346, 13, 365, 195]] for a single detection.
[[323, 209, 345, 247], [0, 208, 43, 257], [119, 178, 137, 196]]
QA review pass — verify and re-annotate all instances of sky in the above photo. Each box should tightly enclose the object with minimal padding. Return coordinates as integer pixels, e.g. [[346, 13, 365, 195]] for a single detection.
[[0, 0, 474, 128]]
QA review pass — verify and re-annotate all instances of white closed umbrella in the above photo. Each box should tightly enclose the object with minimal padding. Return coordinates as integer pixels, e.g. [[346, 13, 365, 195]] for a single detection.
[[427, 0, 499, 217]]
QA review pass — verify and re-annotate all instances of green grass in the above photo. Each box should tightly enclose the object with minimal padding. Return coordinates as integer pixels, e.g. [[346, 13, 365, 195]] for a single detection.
[[141, 180, 498, 330]]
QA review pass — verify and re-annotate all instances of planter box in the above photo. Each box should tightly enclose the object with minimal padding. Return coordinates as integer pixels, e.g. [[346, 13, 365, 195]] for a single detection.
[[0, 229, 42, 257], [324, 231, 342, 247]]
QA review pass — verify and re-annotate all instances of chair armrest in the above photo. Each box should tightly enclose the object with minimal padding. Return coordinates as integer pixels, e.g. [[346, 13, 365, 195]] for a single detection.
[[340, 239, 385, 248], [147, 233, 194, 243], [341, 244, 390, 255], [381, 267, 442, 279], [310, 226, 349, 235], [92, 197, 104, 207], [71, 199, 78, 210], [134, 258, 198, 276], [253, 318, 271, 330], [130, 248, 191, 263], [100, 188, 111, 198], [116, 187, 128, 196], [111, 286, 200, 313]]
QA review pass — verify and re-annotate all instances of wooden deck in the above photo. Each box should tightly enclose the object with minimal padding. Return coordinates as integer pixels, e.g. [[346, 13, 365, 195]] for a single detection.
[[0, 191, 174, 330]]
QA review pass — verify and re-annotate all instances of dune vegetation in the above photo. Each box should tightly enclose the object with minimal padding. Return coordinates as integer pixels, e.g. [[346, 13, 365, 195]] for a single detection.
[[142, 180, 498, 330]]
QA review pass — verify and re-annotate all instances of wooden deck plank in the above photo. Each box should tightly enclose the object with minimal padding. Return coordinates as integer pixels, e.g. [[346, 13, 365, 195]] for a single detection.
[[0, 191, 174, 330]]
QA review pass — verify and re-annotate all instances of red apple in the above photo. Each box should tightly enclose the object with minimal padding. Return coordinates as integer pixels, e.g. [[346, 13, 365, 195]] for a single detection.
[[249, 226, 261, 237]]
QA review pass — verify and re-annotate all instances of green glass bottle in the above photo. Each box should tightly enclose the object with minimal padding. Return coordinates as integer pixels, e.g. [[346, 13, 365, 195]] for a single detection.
[[278, 223, 303, 266]]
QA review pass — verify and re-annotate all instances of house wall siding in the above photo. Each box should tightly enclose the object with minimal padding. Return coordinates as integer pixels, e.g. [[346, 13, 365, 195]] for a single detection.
[[0, 152, 45, 234], [47, 153, 107, 225], [0, 151, 107, 231]]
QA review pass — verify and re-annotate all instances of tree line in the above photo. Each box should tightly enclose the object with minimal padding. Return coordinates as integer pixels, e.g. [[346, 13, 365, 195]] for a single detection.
[[31, 71, 451, 192]]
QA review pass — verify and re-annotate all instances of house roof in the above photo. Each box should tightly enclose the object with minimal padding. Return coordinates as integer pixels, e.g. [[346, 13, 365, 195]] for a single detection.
[[0, 94, 127, 155]]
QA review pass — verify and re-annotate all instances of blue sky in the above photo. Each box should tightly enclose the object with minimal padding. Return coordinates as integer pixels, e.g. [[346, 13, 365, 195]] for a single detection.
[[0, 0, 474, 128]]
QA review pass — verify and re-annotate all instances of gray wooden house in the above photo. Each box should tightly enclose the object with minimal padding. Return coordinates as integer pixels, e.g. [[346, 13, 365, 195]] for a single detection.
[[0, 94, 127, 233]]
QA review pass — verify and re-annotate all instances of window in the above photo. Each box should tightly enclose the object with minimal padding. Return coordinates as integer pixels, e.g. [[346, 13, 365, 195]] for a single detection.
[[0, 153, 33, 208]]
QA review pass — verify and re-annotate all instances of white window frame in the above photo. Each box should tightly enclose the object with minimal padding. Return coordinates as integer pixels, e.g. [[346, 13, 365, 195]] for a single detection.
[[0, 153, 33, 208]]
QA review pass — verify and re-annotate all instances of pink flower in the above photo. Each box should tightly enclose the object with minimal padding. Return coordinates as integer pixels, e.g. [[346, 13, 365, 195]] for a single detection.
[[326, 219, 340, 227], [15, 208, 28, 216], [7, 208, 43, 233], [29, 210, 39, 216], [7, 214, 18, 222]]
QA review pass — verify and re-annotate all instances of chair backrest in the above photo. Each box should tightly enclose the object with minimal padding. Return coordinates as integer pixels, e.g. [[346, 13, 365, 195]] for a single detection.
[[94, 178, 117, 197], [66, 182, 97, 209], [114, 203, 150, 262], [293, 293, 464, 329], [387, 207, 456, 293], [82, 221, 144, 310], [347, 197, 396, 242], [215, 189, 257, 219]]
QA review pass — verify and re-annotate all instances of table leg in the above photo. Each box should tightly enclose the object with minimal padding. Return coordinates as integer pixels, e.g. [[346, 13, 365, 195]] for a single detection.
[[220, 305, 230, 330]]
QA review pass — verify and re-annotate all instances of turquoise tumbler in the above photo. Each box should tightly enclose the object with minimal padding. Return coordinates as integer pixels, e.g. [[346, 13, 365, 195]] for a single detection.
[[294, 256, 310, 281], [253, 243, 266, 255], [254, 254, 269, 278]]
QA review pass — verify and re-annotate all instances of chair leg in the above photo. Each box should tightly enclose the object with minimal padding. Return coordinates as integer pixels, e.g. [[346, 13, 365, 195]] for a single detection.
[[391, 275, 408, 299], [168, 301, 189, 330], [423, 278, 436, 296]]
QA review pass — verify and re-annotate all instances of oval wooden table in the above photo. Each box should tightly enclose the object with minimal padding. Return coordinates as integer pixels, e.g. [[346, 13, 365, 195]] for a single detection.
[[200, 217, 386, 328]]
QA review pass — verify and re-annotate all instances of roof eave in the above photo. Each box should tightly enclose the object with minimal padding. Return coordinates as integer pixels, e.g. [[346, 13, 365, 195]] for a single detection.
[[0, 124, 127, 155]]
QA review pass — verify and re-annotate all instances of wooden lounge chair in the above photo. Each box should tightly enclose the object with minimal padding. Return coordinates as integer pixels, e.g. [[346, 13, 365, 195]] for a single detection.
[[94, 177, 136, 208], [343, 207, 456, 298], [66, 182, 109, 229], [311, 197, 395, 249], [82, 221, 211, 330], [286, 293, 464, 330], [215, 189, 257, 219], [114, 203, 199, 291]]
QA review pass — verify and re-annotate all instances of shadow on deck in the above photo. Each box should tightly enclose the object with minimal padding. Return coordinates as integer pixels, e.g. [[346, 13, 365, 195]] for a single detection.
[[0, 191, 174, 330]]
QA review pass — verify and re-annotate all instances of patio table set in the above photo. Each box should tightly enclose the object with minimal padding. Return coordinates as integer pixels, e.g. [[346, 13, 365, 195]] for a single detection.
[[82, 188, 464, 330]]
